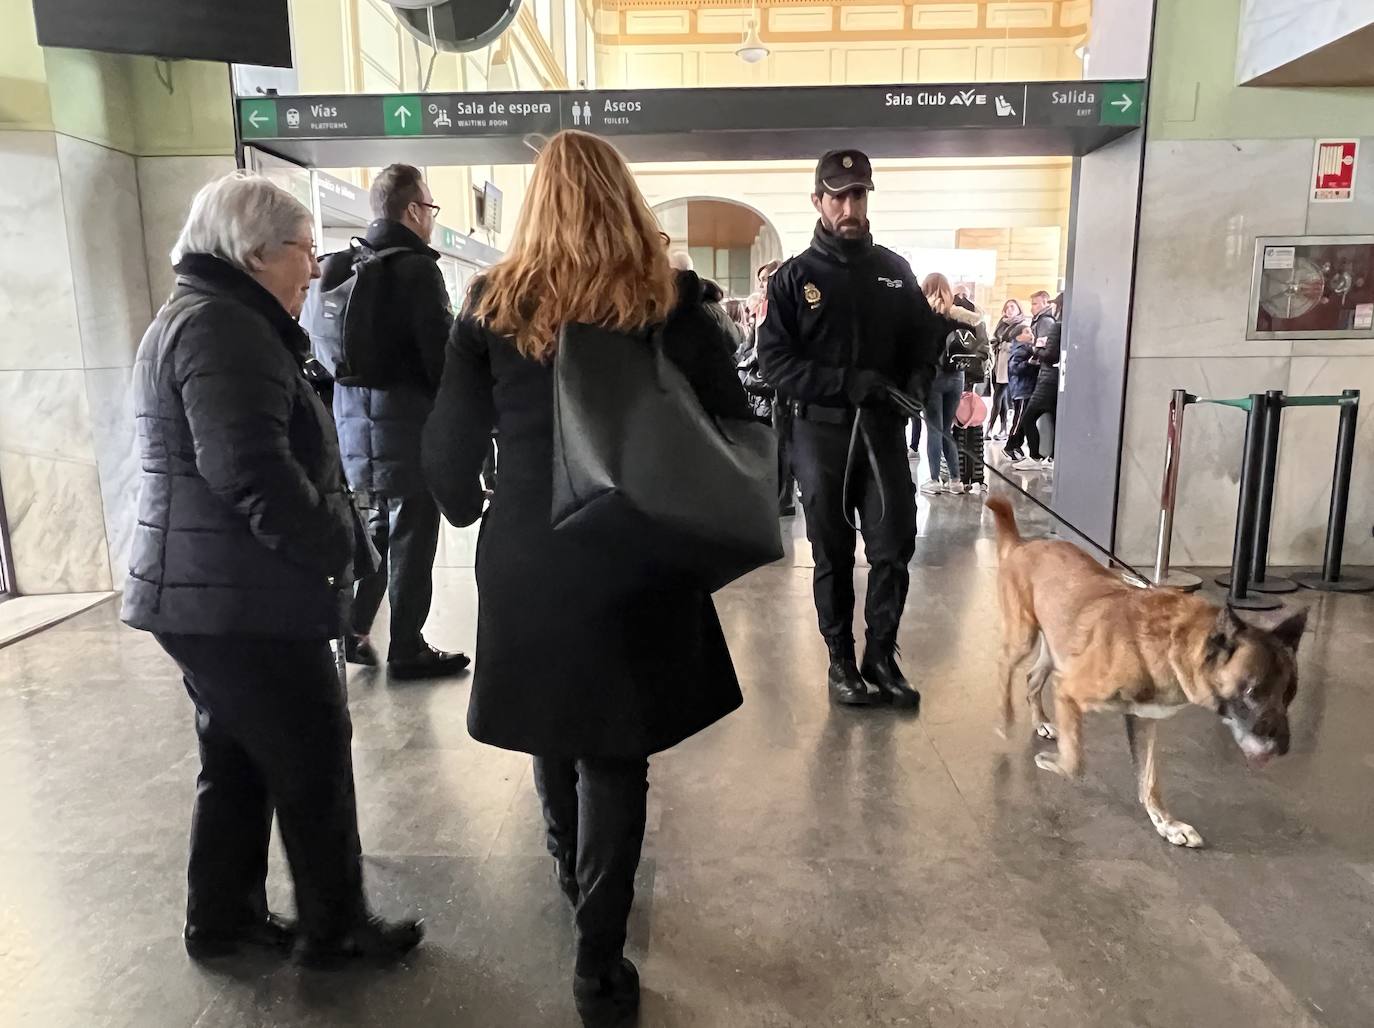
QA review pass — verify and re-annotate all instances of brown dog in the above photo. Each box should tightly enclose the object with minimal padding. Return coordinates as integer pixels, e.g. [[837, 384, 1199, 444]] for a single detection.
[[985, 495, 1306, 848]]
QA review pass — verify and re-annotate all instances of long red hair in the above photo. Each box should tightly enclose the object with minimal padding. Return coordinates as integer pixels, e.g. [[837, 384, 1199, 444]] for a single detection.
[[470, 131, 677, 361]]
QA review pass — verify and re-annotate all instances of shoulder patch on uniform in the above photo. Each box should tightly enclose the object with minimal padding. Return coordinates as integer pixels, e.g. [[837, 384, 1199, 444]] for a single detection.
[[803, 282, 822, 308]]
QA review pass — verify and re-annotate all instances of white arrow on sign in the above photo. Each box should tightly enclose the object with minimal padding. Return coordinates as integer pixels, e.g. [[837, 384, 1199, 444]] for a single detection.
[[1111, 95, 1133, 113], [247, 110, 268, 128], [395, 106, 412, 126]]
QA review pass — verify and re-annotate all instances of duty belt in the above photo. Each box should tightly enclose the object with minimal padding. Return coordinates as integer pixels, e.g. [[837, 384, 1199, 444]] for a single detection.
[[791, 401, 854, 425]]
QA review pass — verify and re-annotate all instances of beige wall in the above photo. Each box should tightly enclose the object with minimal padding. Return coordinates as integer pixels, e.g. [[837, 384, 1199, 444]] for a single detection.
[[595, 0, 1089, 88], [632, 157, 1071, 309]]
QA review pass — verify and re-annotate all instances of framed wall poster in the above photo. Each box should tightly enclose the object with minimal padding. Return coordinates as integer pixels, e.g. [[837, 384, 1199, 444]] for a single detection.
[[1248, 235, 1374, 340]]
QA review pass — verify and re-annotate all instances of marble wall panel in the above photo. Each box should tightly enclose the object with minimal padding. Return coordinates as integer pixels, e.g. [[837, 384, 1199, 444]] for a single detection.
[[136, 155, 236, 309], [1130, 139, 1311, 362], [0, 132, 83, 371], [83, 367, 139, 583], [55, 135, 153, 369], [1268, 356, 1374, 567], [0, 369, 97, 464], [0, 451, 111, 594], [1116, 355, 1292, 567]]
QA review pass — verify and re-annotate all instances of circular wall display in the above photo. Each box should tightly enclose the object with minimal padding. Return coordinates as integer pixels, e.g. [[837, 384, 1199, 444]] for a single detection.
[[389, 0, 523, 55]]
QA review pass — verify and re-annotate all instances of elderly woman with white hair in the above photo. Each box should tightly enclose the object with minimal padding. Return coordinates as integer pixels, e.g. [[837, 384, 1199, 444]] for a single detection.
[[122, 173, 422, 968]]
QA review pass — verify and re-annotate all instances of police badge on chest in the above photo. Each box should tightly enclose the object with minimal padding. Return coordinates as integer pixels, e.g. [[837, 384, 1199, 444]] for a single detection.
[[804, 283, 822, 309]]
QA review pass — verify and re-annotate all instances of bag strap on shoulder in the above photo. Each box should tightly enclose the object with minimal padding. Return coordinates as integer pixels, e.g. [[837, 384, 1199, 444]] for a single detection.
[[350, 237, 413, 265]]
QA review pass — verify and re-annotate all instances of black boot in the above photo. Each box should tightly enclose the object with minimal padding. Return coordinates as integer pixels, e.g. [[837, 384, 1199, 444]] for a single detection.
[[574, 957, 640, 1027], [827, 638, 877, 706], [295, 915, 424, 970], [861, 640, 920, 710], [184, 911, 296, 960]]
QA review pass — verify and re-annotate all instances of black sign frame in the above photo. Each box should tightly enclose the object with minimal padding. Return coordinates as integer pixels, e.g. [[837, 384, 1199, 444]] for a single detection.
[[239, 80, 1145, 167]]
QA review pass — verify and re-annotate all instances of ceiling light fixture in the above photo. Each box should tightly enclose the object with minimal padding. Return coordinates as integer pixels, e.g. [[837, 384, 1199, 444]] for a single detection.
[[737, 17, 769, 64]]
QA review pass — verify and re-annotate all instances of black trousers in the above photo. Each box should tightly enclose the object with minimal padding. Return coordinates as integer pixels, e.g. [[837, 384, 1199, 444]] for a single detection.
[[773, 404, 797, 510], [1008, 397, 1055, 459], [790, 414, 918, 647], [350, 490, 441, 659], [532, 755, 649, 976], [991, 382, 1010, 432], [153, 633, 366, 939]]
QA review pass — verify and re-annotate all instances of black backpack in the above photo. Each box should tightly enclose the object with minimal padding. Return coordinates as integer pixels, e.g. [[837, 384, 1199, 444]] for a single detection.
[[943, 325, 988, 383], [303, 239, 408, 387]]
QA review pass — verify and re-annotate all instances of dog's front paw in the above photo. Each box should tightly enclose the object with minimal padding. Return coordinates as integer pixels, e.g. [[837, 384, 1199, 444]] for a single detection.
[[1034, 751, 1071, 777], [1154, 818, 1204, 849], [1035, 722, 1058, 741]]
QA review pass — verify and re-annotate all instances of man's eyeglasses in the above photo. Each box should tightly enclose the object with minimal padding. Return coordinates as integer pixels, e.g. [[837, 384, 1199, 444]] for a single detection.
[[416, 201, 441, 216]]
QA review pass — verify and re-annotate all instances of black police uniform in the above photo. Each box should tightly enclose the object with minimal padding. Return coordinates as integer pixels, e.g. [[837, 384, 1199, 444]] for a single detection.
[[757, 150, 941, 707]]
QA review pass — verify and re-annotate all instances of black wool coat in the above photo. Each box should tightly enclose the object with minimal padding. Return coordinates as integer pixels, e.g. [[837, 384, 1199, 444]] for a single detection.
[[122, 254, 356, 640], [421, 272, 750, 758], [321, 219, 454, 498]]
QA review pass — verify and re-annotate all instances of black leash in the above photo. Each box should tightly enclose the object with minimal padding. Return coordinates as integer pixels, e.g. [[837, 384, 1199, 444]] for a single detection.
[[842, 409, 886, 531], [883, 386, 1153, 588]]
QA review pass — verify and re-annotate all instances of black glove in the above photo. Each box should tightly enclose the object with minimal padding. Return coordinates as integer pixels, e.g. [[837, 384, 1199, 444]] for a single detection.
[[845, 368, 893, 408]]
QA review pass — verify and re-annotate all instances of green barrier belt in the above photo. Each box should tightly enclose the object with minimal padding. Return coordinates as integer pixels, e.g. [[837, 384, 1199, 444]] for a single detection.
[[1281, 395, 1352, 407], [1193, 394, 1356, 411], [1196, 397, 1254, 411]]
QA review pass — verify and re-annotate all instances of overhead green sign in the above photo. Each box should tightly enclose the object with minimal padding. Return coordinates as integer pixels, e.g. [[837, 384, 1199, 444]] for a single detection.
[[1100, 82, 1144, 126], [383, 95, 422, 136], [240, 99, 278, 139]]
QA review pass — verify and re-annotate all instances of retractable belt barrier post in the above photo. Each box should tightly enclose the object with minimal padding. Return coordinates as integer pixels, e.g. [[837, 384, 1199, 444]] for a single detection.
[[1217, 389, 1297, 595], [1152, 389, 1202, 591], [1223, 393, 1283, 611], [1293, 389, 1372, 593]]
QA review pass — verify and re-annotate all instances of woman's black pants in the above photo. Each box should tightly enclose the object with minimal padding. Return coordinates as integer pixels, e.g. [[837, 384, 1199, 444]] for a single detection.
[[155, 633, 367, 939], [991, 382, 1010, 432], [533, 755, 650, 976]]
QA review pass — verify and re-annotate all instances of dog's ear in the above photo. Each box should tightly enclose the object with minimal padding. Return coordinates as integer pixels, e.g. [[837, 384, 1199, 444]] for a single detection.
[[1206, 606, 1245, 664], [1270, 609, 1308, 653]]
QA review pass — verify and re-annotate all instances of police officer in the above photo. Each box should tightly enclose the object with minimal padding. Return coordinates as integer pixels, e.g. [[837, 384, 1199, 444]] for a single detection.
[[757, 149, 941, 709]]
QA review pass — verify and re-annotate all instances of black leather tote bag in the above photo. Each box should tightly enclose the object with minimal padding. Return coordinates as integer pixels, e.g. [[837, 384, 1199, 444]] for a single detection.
[[552, 322, 783, 593]]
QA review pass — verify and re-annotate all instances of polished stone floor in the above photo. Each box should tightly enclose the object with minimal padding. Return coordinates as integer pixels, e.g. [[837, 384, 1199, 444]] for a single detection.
[[2, 471, 1372, 1027]]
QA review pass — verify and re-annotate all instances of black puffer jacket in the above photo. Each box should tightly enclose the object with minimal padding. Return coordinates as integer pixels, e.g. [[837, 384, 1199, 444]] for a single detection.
[[320, 219, 453, 497], [1029, 320, 1062, 408], [122, 255, 356, 640]]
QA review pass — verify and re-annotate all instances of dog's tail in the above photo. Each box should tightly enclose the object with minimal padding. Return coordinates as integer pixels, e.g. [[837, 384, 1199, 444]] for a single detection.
[[984, 494, 1023, 561]]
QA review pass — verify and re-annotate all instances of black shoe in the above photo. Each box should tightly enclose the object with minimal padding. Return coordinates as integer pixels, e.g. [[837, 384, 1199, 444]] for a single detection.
[[826, 639, 877, 707], [555, 861, 579, 905], [184, 912, 296, 960], [295, 915, 424, 970], [344, 635, 379, 667], [574, 957, 640, 1028], [861, 643, 921, 711], [387, 643, 471, 680]]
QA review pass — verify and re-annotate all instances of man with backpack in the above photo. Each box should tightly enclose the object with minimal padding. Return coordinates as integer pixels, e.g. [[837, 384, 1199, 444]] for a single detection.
[[308, 164, 469, 680]]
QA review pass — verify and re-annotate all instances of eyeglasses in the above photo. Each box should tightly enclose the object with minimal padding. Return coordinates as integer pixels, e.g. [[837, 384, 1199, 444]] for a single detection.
[[282, 239, 320, 261], [415, 201, 441, 216]]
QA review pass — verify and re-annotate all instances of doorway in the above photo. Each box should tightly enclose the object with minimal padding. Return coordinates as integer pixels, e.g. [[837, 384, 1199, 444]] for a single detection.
[[652, 196, 783, 297]]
